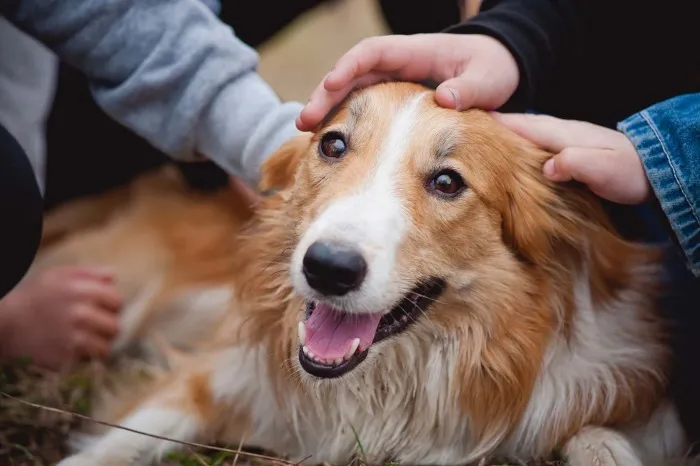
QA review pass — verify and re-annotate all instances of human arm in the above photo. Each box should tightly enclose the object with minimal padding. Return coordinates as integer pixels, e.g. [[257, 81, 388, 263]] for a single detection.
[[493, 93, 700, 277], [0, 0, 301, 185]]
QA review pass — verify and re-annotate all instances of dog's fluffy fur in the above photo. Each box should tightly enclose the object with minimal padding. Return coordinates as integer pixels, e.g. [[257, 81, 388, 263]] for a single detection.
[[41, 83, 686, 465]]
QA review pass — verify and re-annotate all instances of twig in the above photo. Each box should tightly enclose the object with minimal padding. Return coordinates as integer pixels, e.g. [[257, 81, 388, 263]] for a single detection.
[[232, 435, 245, 466], [188, 448, 210, 466], [0, 391, 299, 465]]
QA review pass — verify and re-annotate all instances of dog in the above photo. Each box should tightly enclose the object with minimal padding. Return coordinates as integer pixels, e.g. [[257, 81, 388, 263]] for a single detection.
[[46, 82, 686, 465]]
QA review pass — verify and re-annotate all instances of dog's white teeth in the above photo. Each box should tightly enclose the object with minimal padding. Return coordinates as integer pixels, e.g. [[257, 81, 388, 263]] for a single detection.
[[297, 322, 306, 345], [345, 337, 360, 359], [402, 315, 408, 322], [301, 338, 361, 366]]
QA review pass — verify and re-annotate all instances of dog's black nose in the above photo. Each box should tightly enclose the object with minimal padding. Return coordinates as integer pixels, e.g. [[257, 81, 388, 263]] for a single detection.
[[302, 241, 367, 296]]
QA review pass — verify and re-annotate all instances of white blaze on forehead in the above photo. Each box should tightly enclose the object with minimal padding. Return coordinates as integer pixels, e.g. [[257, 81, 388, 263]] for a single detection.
[[292, 92, 429, 311]]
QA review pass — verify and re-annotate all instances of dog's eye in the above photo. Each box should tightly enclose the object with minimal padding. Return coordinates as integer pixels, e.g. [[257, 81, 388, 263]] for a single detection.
[[428, 169, 466, 198], [319, 132, 347, 159]]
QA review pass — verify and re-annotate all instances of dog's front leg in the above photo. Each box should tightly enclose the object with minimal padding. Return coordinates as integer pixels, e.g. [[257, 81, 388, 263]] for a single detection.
[[562, 426, 643, 466], [57, 386, 205, 466], [58, 345, 276, 466]]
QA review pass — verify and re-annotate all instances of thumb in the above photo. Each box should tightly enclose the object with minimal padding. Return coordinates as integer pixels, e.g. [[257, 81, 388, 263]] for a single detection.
[[435, 75, 482, 111]]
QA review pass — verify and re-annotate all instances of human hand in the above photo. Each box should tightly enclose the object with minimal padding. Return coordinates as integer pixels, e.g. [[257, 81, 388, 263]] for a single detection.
[[0, 266, 122, 370], [492, 112, 652, 204], [296, 33, 519, 131]]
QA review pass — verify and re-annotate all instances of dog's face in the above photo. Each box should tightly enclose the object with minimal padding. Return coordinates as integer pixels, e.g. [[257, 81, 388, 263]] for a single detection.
[[271, 83, 598, 381]]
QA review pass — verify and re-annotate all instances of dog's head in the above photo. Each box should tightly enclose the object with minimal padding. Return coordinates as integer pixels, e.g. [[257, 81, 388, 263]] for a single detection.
[[257, 83, 650, 395]]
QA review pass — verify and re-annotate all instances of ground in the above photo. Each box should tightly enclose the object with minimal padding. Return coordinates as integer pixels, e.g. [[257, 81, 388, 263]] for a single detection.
[[0, 1, 569, 464]]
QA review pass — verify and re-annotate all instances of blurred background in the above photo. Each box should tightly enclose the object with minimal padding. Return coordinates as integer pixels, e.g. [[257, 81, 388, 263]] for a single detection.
[[258, 0, 389, 102]]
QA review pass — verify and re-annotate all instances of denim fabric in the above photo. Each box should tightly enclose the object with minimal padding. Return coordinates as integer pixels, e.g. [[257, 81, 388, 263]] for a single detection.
[[618, 93, 700, 277]]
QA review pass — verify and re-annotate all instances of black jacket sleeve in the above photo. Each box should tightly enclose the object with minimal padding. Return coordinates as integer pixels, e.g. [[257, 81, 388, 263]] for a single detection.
[[444, 0, 592, 111]]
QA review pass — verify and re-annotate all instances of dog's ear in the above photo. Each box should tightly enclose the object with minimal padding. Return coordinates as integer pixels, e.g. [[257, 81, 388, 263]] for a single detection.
[[258, 133, 312, 194], [499, 147, 576, 266]]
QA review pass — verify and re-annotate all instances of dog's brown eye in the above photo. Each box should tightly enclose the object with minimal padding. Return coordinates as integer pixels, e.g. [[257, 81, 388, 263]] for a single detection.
[[319, 132, 347, 159], [428, 170, 466, 198]]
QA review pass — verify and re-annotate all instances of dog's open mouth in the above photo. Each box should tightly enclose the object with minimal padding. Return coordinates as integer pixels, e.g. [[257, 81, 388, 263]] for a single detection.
[[297, 278, 445, 378]]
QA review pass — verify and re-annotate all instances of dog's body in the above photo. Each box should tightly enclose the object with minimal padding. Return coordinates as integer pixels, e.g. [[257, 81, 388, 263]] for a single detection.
[[44, 83, 686, 465]]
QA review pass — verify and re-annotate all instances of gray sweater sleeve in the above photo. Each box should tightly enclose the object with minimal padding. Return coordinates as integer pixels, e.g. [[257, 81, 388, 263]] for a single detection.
[[0, 0, 303, 184]]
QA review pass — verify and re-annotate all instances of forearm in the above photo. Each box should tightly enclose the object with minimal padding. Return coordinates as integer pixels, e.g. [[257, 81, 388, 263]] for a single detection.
[[618, 93, 700, 277], [1, 0, 301, 183], [444, 0, 590, 110]]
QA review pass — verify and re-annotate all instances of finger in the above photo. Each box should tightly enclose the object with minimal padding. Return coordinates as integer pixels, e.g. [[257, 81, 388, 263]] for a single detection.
[[296, 71, 387, 132], [545, 147, 650, 204], [491, 113, 574, 153], [544, 147, 618, 187], [323, 36, 418, 91], [70, 278, 123, 311], [492, 112, 623, 152], [73, 304, 121, 339], [60, 265, 115, 282], [73, 330, 112, 360]]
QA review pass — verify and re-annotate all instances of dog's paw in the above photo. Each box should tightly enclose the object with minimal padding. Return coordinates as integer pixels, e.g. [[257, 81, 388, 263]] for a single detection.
[[563, 426, 643, 466]]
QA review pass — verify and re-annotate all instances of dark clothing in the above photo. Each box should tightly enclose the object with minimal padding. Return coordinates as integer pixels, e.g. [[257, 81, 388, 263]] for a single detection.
[[0, 123, 43, 299], [446, 0, 700, 129]]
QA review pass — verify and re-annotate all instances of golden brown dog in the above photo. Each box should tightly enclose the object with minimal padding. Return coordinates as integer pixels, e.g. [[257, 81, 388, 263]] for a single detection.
[[43, 83, 685, 465]]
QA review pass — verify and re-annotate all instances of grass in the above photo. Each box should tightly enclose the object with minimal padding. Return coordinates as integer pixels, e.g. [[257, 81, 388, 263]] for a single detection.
[[0, 357, 570, 466]]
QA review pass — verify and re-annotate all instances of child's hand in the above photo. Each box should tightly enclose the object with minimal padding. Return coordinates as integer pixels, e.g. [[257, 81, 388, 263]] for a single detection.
[[492, 112, 652, 205], [296, 33, 519, 131], [0, 266, 122, 370]]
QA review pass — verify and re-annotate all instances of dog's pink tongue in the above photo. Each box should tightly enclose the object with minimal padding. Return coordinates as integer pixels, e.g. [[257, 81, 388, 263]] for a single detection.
[[305, 303, 382, 360]]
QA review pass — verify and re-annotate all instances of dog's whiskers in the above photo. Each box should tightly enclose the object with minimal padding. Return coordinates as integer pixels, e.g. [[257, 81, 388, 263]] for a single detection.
[[405, 302, 439, 334], [410, 291, 447, 306]]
